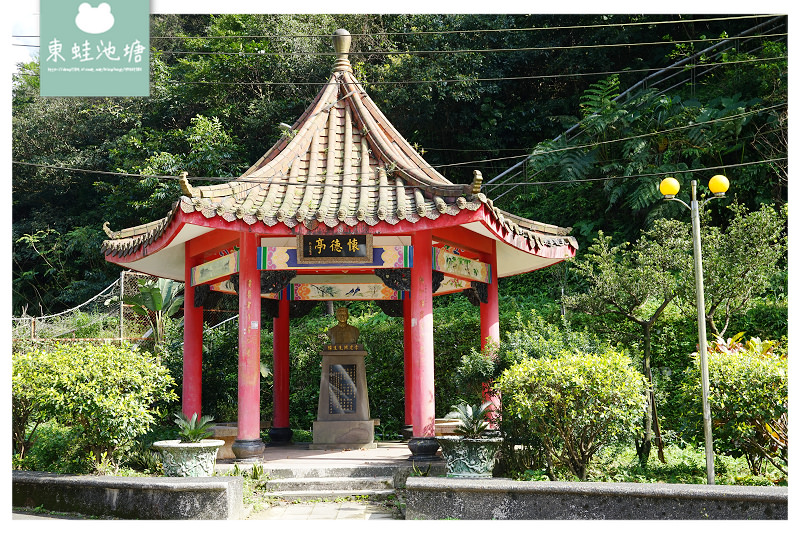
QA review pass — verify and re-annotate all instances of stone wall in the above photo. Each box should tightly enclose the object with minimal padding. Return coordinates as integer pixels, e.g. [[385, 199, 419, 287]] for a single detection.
[[12, 471, 243, 520], [405, 477, 787, 520]]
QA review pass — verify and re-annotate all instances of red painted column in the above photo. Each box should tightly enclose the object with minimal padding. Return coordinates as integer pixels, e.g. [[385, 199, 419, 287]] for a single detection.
[[182, 250, 203, 418], [233, 231, 265, 459], [481, 241, 501, 426], [480, 242, 500, 351], [270, 297, 292, 443], [410, 230, 436, 441], [403, 297, 413, 427]]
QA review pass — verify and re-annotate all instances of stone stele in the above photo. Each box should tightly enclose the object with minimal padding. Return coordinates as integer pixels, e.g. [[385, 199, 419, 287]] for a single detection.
[[312, 308, 376, 449]]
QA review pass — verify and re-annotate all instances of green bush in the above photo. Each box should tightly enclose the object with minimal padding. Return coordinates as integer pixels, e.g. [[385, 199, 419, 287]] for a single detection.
[[12, 420, 94, 474], [681, 335, 787, 477], [12, 341, 178, 469], [498, 349, 646, 481]]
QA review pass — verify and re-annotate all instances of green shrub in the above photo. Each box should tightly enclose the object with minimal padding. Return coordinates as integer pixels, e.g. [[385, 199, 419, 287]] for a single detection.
[[12, 341, 178, 468], [681, 334, 787, 477], [12, 420, 94, 474], [498, 349, 646, 481]]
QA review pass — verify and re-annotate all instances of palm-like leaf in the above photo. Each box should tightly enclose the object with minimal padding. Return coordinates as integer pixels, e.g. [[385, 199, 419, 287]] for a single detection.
[[445, 402, 492, 438], [174, 411, 216, 443]]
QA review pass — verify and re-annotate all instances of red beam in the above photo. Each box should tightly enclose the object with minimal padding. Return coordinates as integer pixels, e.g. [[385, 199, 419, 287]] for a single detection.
[[186, 228, 240, 258], [432, 225, 494, 255]]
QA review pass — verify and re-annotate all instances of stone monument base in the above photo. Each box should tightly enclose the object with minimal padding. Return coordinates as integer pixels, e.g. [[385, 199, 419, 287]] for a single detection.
[[310, 419, 377, 449]]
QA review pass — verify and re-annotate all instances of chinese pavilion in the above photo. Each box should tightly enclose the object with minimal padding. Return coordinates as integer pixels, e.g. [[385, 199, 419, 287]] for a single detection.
[[102, 29, 577, 460]]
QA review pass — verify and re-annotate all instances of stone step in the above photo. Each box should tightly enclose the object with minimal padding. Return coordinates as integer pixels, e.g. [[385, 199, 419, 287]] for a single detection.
[[263, 476, 393, 492], [215, 461, 447, 483], [256, 465, 405, 480], [266, 488, 396, 502]]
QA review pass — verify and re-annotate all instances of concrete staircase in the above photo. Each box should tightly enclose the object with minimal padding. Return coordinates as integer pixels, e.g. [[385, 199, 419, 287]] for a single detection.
[[262, 473, 394, 501], [214, 442, 447, 503], [234, 464, 415, 502]]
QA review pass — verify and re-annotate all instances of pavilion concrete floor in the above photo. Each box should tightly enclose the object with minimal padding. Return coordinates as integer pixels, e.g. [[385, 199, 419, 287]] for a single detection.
[[215, 440, 415, 471]]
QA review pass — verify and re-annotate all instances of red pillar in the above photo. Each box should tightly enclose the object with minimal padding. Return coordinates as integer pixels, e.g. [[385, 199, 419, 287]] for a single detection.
[[270, 297, 292, 444], [481, 241, 501, 426], [409, 230, 436, 445], [480, 241, 500, 350], [233, 231, 265, 460], [403, 297, 413, 427], [182, 250, 203, 418]]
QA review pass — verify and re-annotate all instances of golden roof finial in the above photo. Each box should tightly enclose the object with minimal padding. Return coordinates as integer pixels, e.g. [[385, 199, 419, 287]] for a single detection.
[[332, 28, 353, 73]]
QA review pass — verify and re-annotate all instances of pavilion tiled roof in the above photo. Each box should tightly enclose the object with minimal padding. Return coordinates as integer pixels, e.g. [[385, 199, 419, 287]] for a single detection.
[[101, 30, 577, 258]]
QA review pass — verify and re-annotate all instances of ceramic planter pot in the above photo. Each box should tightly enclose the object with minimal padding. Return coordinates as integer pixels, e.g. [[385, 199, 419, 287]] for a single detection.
[[436, 436, 502, 478], [152, 439, 225, 477]]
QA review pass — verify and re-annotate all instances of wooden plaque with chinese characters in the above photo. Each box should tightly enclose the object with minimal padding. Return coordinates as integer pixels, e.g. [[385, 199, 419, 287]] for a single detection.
[[297, 234, 373, 264]]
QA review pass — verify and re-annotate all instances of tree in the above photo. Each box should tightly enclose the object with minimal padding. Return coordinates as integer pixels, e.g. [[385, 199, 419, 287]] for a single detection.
[[694, 203, 787, 337], [498, 349, 645, 481], [564, 219, 692, 464]]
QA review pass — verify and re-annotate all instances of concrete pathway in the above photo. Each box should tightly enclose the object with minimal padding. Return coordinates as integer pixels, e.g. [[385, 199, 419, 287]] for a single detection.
[[248, 500, 398, 520]]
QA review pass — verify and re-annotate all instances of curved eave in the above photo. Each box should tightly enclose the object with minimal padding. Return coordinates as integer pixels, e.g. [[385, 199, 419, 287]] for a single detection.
[[102, 200, 576, 280]]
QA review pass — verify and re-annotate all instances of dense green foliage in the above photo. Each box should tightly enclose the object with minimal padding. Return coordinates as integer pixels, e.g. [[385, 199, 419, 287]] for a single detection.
[[498, 349, 646, 481], [681, 334, 787, 476], [12, 342, 177, 471]]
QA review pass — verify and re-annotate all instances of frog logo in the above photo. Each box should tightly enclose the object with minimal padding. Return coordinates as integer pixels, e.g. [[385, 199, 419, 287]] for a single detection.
[[75, 2, 115, 34]]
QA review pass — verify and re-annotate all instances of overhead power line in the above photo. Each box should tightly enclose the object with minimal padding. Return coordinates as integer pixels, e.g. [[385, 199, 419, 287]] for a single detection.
[[12, 158, 786, 189], [11, 14, 782, 41], [485, 15, 787, 199], [15, 32, 786, 57], [14, 56, 785, 87], [11, 102, 785, 180]]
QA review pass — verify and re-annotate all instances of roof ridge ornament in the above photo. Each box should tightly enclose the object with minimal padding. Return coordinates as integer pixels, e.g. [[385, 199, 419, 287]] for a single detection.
[[179, 171, 198, 198], [332, 28, 353, 73], [471, 170, 483, 194]]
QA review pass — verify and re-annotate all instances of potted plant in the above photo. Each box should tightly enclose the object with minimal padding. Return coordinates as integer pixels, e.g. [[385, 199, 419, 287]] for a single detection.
[[152, 412, 225, 477], [436, 402, 502, 478]]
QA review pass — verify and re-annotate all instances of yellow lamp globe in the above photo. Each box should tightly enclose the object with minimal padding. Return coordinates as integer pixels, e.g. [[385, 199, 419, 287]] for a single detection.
[[659, 177, 680, 197], [708, 174, 729, 196]]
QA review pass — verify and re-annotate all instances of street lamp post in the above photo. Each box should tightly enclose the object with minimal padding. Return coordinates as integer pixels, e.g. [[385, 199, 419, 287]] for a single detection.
[[659, 174, 729, 485]]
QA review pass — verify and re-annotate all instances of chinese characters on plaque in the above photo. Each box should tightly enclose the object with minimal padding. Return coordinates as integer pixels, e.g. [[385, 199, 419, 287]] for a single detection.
[[297, 234, 372, 264], [328, 364, 358, 414]]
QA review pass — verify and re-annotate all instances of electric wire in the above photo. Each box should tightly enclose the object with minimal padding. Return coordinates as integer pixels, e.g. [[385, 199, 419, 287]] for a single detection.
[[11, 14, 782, 41], [17, 32, 786, 57], [486, 18, 786, 198], [12, 56, 787, 87], [11, 102, 785, 181], [12, 157, 786, 189]]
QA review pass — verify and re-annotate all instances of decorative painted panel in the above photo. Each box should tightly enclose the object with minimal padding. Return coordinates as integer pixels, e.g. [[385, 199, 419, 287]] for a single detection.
[[289, 283, 401, 301], [432, 247, 491, 283], [434, 276, 470, 295], [190, 252, 239, 286]]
